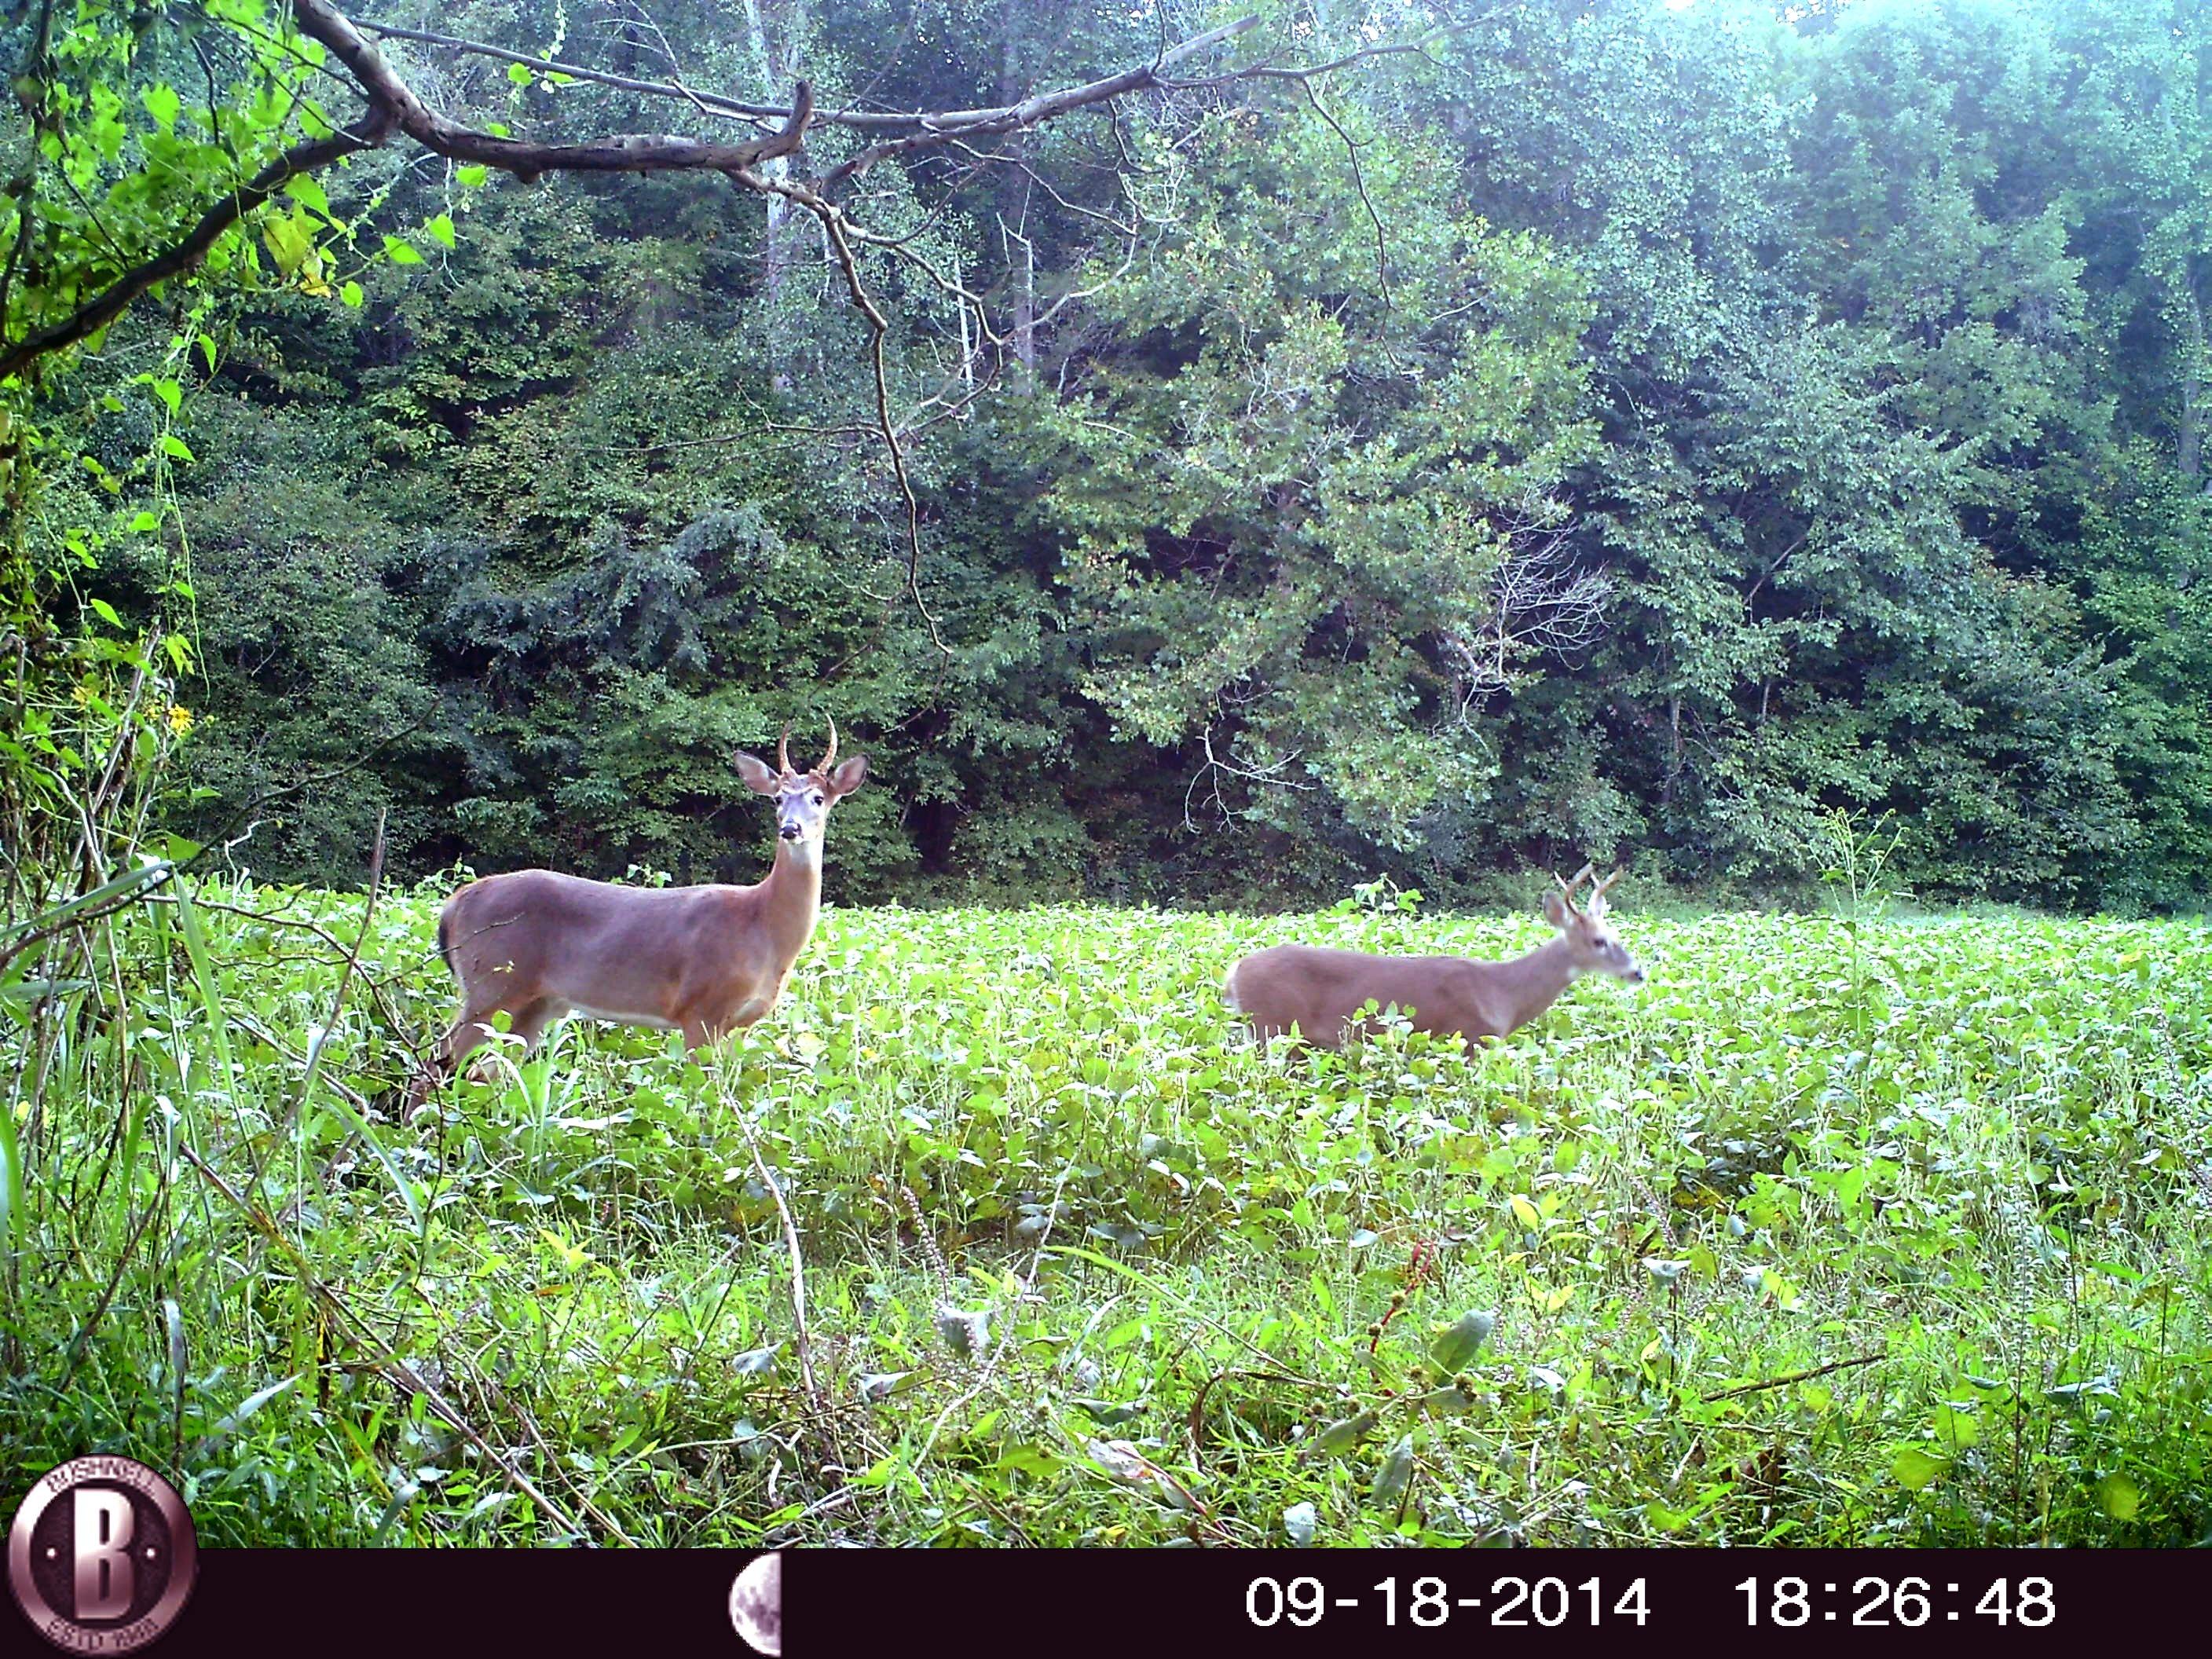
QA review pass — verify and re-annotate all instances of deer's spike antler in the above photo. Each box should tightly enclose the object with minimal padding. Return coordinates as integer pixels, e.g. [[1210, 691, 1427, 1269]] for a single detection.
[[777, 725, 792, 776], [819, 715, 838, 774], [1555, 862, 1596, 914], [1588, 867, 1623, 917]]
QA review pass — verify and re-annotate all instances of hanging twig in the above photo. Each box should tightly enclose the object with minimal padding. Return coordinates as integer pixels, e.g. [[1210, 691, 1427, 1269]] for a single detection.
[[719, 1068, 822, 1406], [735, 167, 951, 654], [243, 808, 387, 1217], [1296, 78, 1393, 323], [1701, 1351, 1885, 1402]]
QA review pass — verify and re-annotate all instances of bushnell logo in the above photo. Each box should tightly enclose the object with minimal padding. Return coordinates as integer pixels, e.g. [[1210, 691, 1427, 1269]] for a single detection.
[[7, 1457, 198, 1654]]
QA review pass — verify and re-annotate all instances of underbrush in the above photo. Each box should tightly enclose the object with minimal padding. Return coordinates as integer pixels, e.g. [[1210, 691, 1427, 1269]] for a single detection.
[[4, 881, 2209, 1545]]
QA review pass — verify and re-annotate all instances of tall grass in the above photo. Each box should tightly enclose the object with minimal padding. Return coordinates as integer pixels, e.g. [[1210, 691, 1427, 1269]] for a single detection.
[[3, 875, 2208, 1545]]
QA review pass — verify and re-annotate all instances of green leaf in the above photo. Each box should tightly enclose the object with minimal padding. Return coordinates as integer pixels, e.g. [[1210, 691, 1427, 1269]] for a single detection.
[[425, 214, 456, 249], [2095, 1471, 2140, 1521], [369, 1481, 419, 1546], [1370, 1434, 1415, 1506], [263, 214, 313, 276], [195, 1375, 302, 1454], [507, 62, 535, 86], [0, 979, 95, 1004], [457, 164, 489, 187], [339, 280, 364, 309], [141, 82, 180, 134], [283, 174, 331, 218], [168, 876, 237, 1103], [1427, 1309, 1496, 1375], [314, 1074, 423, 1232], [1932, 1402, 1979, 1450], [996, 1442, 1060, 1478], [159, 434, 195, 461], [2, 862, 171, 947], [383, 235, 423, 266], [1313, 1411, 1378, 1453], [1890, 1445, 1948, 1491]]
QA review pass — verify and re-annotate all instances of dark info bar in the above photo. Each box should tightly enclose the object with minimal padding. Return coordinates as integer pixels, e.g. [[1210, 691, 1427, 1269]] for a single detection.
[[33, 1547, 2191, 1657]]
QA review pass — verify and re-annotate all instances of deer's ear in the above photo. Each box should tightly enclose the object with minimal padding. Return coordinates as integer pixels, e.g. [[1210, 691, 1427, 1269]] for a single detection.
[[826, 755, 869, 798], [1543, 891, 1570, 928], [734, 753, 781, 795]]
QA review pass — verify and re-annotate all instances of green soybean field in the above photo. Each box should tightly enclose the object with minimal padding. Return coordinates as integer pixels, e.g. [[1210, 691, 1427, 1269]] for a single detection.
[[5, 883, 2208, 1547]]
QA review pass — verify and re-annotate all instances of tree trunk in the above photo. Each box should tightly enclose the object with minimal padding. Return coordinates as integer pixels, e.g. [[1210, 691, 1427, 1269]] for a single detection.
[[745, 0, 804, 390], [1001, 1, 1036, 387], [1662, 694, 1683, 808], [2179, 280, 2204, 482]]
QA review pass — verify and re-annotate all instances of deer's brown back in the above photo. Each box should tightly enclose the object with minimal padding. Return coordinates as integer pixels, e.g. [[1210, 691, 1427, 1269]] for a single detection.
[[440, 870, 766, 1020], [1228, 944, 1488, 1047]]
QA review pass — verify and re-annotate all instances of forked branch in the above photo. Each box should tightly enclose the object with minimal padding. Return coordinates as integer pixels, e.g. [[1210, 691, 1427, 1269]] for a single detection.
[[293, 0, 815, 182], [819, 16, 1262, 188]]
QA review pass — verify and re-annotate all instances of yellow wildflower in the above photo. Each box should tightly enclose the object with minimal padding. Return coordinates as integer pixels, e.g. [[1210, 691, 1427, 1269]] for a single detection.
[[167, 704, 193, 736]]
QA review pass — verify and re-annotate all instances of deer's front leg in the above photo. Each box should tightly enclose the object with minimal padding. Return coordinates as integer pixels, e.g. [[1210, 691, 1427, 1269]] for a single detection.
[[681, 1005, 760, 1052]]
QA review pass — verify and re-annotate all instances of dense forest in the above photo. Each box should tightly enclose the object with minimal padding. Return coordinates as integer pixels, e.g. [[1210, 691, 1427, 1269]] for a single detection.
[[9, 0, 2212, 912]]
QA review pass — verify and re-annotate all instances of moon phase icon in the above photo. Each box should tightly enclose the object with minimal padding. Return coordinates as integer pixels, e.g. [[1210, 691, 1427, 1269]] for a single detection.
[[729, 1551, 783, 1656]]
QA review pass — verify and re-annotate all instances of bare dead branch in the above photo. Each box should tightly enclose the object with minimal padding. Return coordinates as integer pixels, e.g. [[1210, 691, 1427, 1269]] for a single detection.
[[1442, 526, 1610, 719], [1296, 79, 1392, 321], [1175, 11, 1511, 87], [821, 15, 1263, 189], [942, 135, 1144, 238], [353, 17, 775, 127], [6, 2, 1457, 386], [351, 11, 1261, 136], [295, 0, 813, 181], [1184, 725, 1313, 833], [1701, 1351, 1885, 1402], [736, 165, 950, 654]]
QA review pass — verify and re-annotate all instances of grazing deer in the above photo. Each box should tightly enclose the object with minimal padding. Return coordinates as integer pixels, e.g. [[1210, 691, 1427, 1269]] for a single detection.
[[422, 721, 868, 1089], [1224, 865, 1644, 1049]]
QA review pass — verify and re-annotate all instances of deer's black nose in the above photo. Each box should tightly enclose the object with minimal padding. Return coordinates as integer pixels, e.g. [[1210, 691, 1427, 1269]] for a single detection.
[[779, 824, 803, 840]]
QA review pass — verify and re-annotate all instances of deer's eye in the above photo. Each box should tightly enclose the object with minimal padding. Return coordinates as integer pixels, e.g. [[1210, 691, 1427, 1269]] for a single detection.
[[811, 792, 825, 806]]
